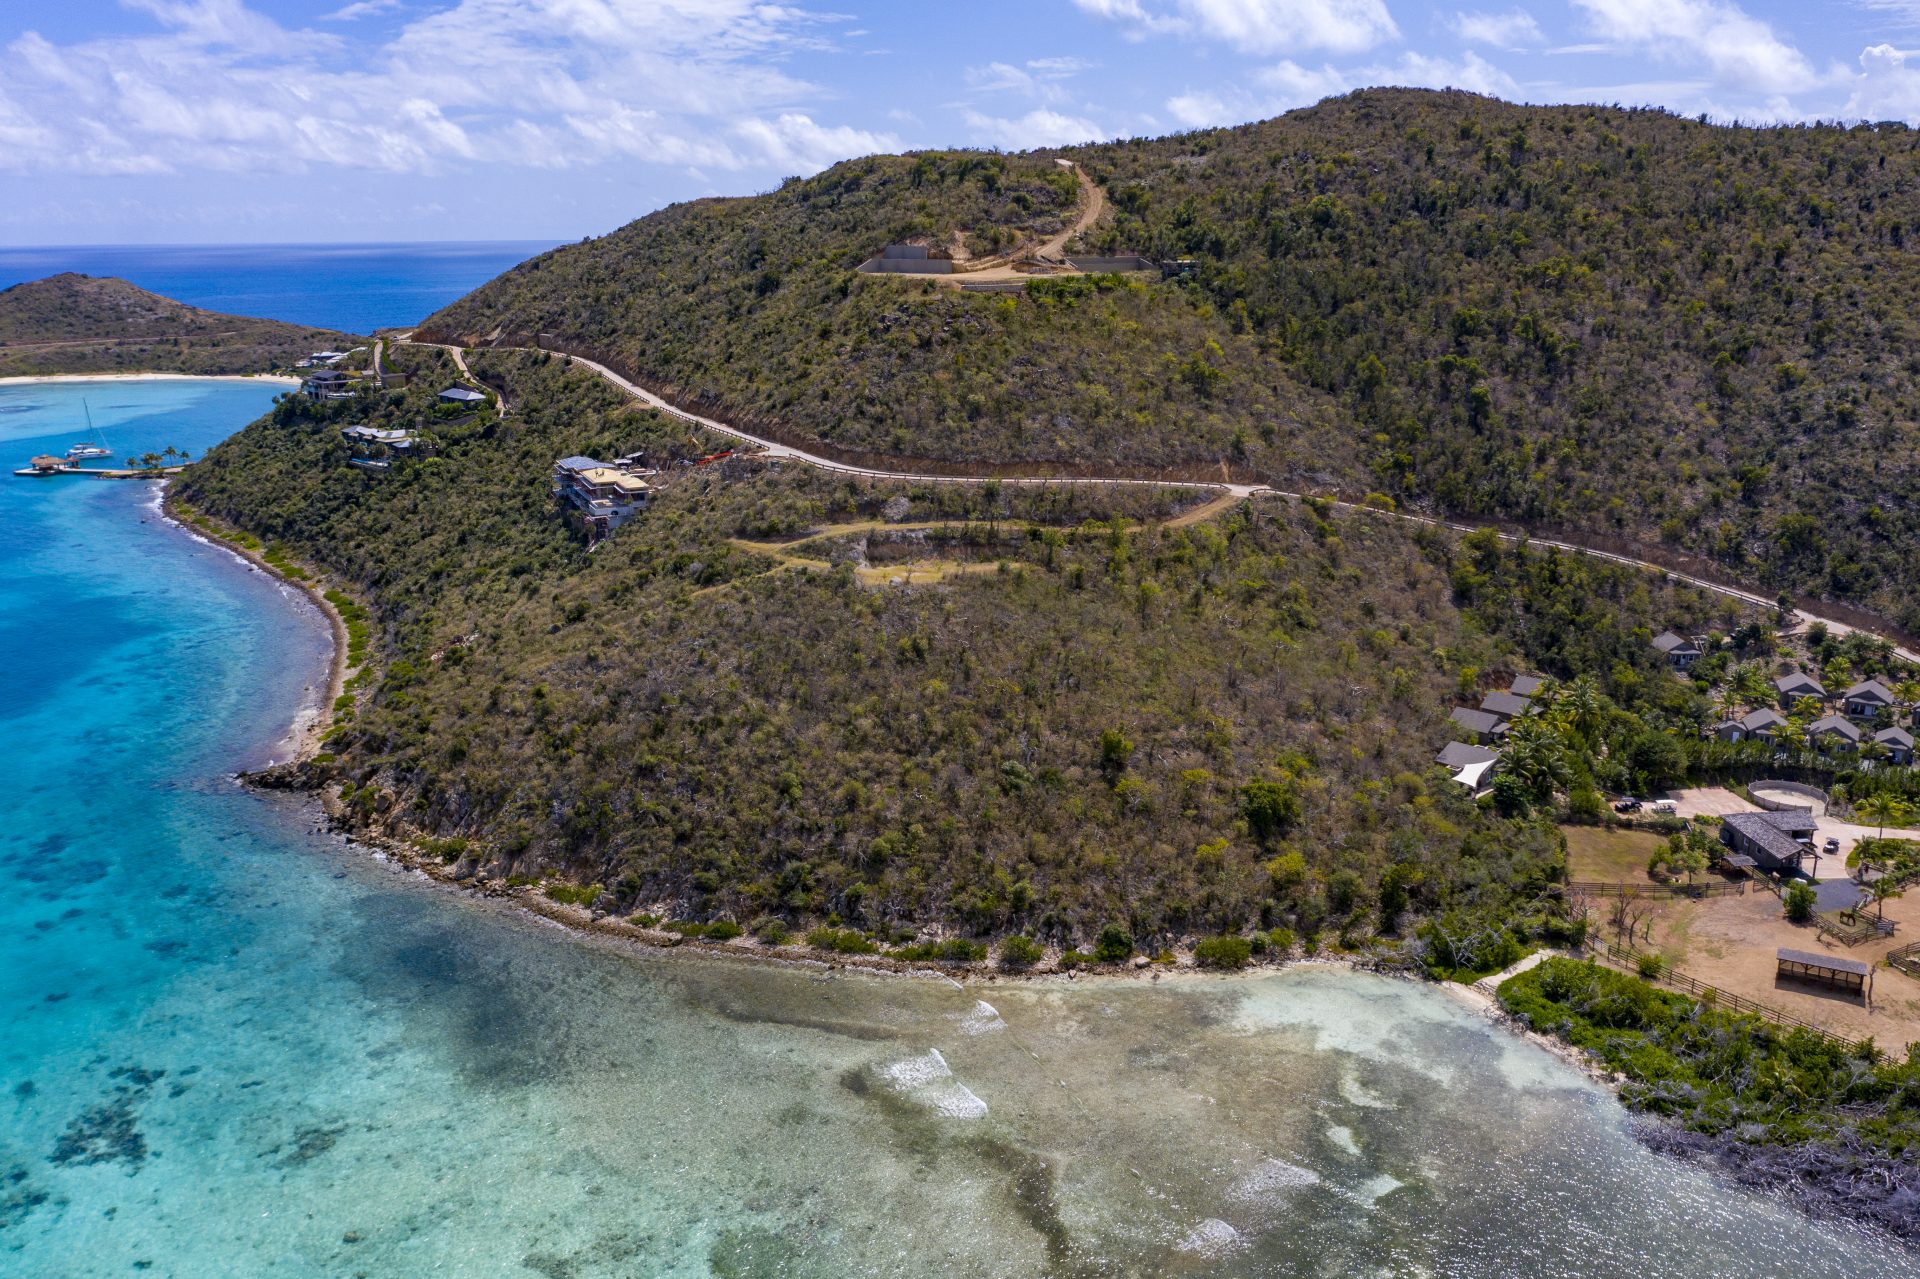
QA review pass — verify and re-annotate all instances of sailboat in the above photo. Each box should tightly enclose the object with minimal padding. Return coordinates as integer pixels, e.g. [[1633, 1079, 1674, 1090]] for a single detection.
[[64, 400, 113, 463]]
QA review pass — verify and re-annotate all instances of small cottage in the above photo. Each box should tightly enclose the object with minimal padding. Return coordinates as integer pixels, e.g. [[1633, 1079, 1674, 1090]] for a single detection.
[[1842, 679, 1896, 720], [1651, 631, 1702, 670]]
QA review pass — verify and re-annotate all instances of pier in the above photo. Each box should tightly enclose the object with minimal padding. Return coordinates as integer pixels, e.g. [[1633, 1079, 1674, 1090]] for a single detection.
[[13, 455, 187, 479]]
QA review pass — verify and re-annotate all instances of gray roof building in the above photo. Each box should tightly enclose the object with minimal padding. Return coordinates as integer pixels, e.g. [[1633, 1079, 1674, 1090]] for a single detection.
[[1842, 679, 1896, 715], [438, 386, 486, 404], [1721, 809, 1817, 873], [1809, 714, 1864, 746], [1449, 707, 1507, 740], [1738, 707, 1787, 735], [1435, 741, 1499, 769], [1775, 671, 1826, 701], [1509, 675, 1547, 697], [1480, 691, 1533, 719]]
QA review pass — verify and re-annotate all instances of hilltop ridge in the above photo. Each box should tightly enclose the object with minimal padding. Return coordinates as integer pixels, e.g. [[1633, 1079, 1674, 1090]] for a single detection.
[[422, 88, 1920, 628], [0, 273, 356, 377]]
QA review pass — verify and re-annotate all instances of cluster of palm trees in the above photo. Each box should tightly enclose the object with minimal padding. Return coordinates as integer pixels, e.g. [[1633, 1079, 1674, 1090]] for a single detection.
[[1491, 675, 1608, 804], [122, 446, 191, 472], [1848, 794, 1917, 922]]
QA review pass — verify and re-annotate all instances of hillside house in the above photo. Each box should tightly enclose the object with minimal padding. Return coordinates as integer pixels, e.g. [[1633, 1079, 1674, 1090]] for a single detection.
[[438, 386, 486, 406], [301, 368, 356, 400], [1842, 678, 1896, 720], [1875, 726, 1915, 765], [1720, 809, 1818, 875], [552, 455, 652, 540], [1651, 630, 1702, 670], [1509, 675, 1547, 697], [1711, 707, 1788, 742], [1435, 741, 1499, 789], [1480, 690, 1532, 719], [1449, 707, 1507, 744], [1775, 671, 1826, 705], [1809, 714, 1863, 750]]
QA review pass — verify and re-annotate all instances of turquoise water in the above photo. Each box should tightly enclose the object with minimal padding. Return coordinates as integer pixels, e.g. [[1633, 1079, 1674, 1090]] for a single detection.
[[0, 243, 558, 334], [2, 380, 1916, 1276]]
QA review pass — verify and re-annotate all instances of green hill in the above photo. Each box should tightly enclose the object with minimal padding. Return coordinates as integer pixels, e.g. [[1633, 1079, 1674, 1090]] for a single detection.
[[177, 347, 1747, 953], [0, 273, 356, 376], [422, 89, 1920, 629]]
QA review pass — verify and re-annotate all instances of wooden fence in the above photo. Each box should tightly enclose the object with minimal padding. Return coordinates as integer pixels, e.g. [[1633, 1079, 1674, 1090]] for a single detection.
[[1593, 940, 1862, 1049], [1889, 942, 1920, 980], [1567, 880, 1747, 899]]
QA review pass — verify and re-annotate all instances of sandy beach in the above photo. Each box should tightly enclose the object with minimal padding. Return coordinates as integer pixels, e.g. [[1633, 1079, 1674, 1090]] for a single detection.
[[0, 371, 301, 387]]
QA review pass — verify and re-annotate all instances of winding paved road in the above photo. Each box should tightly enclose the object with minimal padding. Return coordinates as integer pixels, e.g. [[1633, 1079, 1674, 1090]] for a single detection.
[[396, 338, 1917, 659]]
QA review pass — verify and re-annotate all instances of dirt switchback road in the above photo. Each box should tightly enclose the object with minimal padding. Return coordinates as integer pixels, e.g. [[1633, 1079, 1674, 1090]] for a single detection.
[[398, 337, 1917, 660]]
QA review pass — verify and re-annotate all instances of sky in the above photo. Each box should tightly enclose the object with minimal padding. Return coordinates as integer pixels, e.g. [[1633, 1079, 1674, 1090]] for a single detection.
[[3, 0, 1920, 245]]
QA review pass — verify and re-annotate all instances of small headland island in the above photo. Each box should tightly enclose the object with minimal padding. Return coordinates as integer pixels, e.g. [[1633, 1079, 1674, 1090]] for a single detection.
[[0, 272, 356, 378], [5, 87, 1919, 1269]]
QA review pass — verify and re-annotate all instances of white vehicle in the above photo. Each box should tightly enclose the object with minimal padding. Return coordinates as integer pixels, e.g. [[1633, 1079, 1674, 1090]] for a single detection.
[[1651, 799, 1678, 814]]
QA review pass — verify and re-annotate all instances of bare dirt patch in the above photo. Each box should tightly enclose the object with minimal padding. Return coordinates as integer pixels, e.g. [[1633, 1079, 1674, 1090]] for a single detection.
[[1625, 889, 1920, 1046]]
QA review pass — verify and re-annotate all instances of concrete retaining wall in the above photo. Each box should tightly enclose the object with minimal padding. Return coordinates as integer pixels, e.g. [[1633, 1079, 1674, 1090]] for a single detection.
[[1751, 780, 1831, 813]]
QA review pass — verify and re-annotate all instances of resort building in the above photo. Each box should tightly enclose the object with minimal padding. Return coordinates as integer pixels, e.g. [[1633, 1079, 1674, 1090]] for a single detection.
[[1720, 809, 1818, 876], [1435, 741, 1499, 789], [438, 386, 487, 406], [1448, 707, 1507, 744], [1874, 726, 1915, 765], [301, 368, 357, 400], [1480, 690, 1532, 719], [1651, 630, 1702, 670], [1775, 671, 1827, 705], [552, 455, 653, 541], [1509, 675, 1547, 697], [1809, 714, 1864, 750], [1841, 678, 1897, 720]]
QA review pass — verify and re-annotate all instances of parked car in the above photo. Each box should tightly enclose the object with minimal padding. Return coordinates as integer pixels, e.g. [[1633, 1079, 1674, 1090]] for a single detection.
[[1613, 798, 1642, 813], [1823, 837, 1841, 855], [1651, 800, 1677, 814]]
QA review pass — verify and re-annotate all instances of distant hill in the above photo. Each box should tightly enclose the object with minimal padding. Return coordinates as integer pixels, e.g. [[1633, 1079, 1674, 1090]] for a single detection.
[[422, 89, 1920, 628], [0, 273, 357, 377]]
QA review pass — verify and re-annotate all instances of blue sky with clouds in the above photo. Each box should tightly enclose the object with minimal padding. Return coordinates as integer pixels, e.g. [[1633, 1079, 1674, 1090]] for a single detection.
[[4, 1, 1920, 244]]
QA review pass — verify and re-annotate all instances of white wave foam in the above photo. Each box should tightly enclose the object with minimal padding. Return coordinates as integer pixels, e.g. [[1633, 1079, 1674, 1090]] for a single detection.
[[1326, 1124, 1360, 1156], [1174, 1218, 1245, 1258], [951, 1000, 1006, 1035], [1227, 1157, 1321, 1203], [1339, 1071, 1393, 1109], [877, 1048, 988, 1119]]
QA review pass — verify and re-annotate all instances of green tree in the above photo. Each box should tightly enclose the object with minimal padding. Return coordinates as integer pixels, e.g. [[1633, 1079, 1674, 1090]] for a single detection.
[[1241, 778, 1301, 845], [1784, 881, 1818, 923], [1094, 923, 1134, 963]]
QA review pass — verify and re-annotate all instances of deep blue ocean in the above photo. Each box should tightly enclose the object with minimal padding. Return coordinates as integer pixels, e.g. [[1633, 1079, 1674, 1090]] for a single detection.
[[0, 242, 559, 334], [1, 380, 1915, 1275]]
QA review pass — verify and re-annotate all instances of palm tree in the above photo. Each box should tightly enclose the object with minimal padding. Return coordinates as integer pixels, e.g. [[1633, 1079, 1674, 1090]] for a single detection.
[[1866, 876, 1904, 923], [1501, 717, 1571, 803], [1855, 794, 1914, 844]]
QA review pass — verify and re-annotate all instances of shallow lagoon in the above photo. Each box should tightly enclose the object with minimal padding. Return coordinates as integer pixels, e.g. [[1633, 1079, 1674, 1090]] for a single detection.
[[1, 380, 1914, 1277]]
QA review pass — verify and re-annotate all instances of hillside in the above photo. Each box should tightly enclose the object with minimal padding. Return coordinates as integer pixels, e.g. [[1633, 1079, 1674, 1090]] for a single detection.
[[173, 348, 1757, 955], [0, 273, 355, 376], [422, 90, 1920, 629]]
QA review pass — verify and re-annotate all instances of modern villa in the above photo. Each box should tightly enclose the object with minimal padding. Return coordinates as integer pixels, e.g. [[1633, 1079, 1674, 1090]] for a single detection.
[[552, 455, 653, 540]]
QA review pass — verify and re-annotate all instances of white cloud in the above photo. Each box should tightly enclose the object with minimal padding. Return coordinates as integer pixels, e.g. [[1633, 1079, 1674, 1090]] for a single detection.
[[1451, 9, 1544, 50], [1844, 43, 1920, 122], [964, 56, 1096, 104], [1072, 0, 1398, 55], [961, 107, 1107, 150], [323, 0, 403, 20], [0, 0, 886, 178], [1570, 0, 1817, 93]]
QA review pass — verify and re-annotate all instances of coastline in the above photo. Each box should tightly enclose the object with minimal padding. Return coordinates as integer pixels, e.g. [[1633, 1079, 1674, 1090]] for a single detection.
[[157, 487, 352, 762], [0, 371, 302, 387]]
